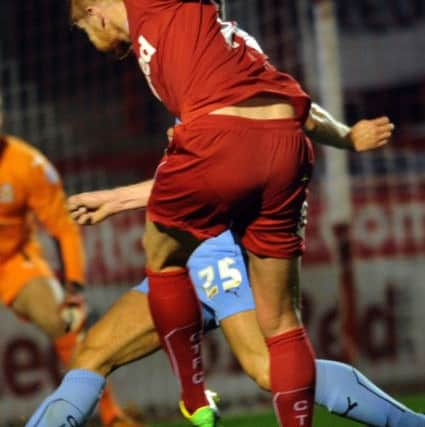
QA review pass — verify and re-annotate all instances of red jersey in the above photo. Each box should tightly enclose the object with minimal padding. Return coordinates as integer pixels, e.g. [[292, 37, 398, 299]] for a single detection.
[[124, 0, 310, 123]]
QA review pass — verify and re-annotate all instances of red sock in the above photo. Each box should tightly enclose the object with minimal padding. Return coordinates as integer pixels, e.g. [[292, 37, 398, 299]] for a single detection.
[[266, 327, 316, 427], [147, 268, 208, 413]]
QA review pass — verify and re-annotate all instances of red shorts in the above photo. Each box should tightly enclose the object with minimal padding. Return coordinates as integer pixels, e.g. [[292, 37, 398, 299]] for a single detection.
[[148, 115, 314, 258]]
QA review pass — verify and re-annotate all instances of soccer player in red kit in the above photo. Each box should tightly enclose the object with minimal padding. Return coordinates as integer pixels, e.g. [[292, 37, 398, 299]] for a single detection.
[[62, 1, 313, 426]]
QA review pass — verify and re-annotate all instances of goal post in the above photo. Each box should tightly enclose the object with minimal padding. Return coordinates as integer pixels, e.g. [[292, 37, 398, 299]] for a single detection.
[[306, 0, 358, 363]]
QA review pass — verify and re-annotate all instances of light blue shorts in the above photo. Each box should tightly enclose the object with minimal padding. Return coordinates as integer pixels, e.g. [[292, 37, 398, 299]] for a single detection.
[[133, 230, 255, 332]]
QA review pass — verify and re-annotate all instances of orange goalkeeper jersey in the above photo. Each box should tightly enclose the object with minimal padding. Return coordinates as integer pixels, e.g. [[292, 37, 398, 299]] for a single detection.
[[0, 135, 85, 284]]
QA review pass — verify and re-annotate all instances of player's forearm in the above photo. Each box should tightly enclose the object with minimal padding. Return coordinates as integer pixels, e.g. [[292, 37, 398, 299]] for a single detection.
[[304, 103, 353, 150], [110, 179, 154, 212], [54, 226, 86, 286]]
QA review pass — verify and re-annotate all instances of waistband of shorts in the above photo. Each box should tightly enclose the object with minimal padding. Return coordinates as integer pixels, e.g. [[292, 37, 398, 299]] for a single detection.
[[184, 113, 303, 131]]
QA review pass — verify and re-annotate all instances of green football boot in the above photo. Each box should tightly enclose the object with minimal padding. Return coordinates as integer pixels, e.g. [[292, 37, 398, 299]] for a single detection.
[[179, 390, 221, 427]]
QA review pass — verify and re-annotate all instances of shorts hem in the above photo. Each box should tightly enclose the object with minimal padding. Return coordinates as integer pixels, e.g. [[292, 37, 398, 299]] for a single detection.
[[147, 211, 225, 241], [242, 239, 305, 259], [217, 307, 256, 323], [1, 274, 52, 306], [2, 290, 21, 306]]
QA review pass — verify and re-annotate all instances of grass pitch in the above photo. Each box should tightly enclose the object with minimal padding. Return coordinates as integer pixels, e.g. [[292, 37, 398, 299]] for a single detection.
[[13, 393, 425, 426], [152, 394, 425, 427]]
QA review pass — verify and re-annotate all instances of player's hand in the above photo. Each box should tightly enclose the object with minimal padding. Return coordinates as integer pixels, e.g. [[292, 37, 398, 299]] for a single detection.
[[68, 189, 117, 225], [348, 116, 395, 152]]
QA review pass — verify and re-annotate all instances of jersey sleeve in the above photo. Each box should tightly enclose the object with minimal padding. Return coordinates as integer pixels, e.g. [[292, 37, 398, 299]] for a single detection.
[[25, 152, 86, 285]]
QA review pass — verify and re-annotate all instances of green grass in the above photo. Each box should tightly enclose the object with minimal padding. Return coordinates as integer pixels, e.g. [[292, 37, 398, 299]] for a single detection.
[[152, 394, 425, 427]]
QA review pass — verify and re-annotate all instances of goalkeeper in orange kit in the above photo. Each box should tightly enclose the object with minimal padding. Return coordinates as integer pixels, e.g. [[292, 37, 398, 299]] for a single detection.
[[0, 101, 144, 427]]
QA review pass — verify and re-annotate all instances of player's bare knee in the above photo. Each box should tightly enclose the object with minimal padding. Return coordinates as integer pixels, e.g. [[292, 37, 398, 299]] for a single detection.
[[143, 225, 174, 270], [144, 219, 201, 271], [36, 303, 67, 338], [257, 308, 301, 338], [36, 311, 67, 339], [144, 245, 184, 271], [144, 230, 192, 271]]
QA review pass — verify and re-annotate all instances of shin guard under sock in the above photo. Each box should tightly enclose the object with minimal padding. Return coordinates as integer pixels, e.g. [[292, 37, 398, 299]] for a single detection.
[[267, 327, 316, 427], [147, 268, 208, 413]]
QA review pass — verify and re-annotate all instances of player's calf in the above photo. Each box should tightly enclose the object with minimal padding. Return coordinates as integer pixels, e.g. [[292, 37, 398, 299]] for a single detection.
[[244, 355, 270, 391], [70, 290, 161, 375], [248, 255, 315, 426], [144, 220, 209, 413], [221, 313, 271, 390]]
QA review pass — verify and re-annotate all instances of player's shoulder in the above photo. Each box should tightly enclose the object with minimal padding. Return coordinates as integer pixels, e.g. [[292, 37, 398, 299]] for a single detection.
[[4, 135, 60, 183], [1, 135, 39, 166], [3, 135, 43, 159]]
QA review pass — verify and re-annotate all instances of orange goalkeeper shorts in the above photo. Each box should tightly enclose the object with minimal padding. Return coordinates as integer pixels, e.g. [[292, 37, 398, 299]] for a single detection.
[[0, 241, 55, 306]]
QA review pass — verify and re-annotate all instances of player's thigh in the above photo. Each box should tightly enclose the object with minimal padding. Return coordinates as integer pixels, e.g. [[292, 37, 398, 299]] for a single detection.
[[220, 310, 270, 390], [0, 244, 56, 304], [239, 126, 313, 260], [71, 290, 160, 375], [12, 276, 65, 339], [248, 252, 302, 337], [143, 218, 201, 271], [146, 120, 269, 262]]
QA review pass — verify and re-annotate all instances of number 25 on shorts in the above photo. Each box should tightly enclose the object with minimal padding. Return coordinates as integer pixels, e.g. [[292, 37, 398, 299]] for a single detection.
[[198, 257, 242, 299]]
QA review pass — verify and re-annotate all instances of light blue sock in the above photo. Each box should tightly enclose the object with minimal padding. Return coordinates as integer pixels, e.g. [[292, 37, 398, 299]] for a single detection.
[[25, 369, 105, 427], [315, 360, 425, 427]]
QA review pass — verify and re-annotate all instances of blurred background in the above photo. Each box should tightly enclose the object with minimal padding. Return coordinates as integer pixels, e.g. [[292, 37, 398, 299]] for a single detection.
[[0, 0, 424, 424]]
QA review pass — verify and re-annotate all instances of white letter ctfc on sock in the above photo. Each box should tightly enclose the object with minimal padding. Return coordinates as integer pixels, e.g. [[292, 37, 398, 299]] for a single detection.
[[294, 400, 308, 426]]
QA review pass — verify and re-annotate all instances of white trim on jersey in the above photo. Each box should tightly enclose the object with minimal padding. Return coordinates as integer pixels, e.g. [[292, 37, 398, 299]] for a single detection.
[[218, 18, 264, 53]]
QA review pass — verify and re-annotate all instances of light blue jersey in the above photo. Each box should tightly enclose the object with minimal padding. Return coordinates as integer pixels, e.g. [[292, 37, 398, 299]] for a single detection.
[[134, 230, 255, 331]]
